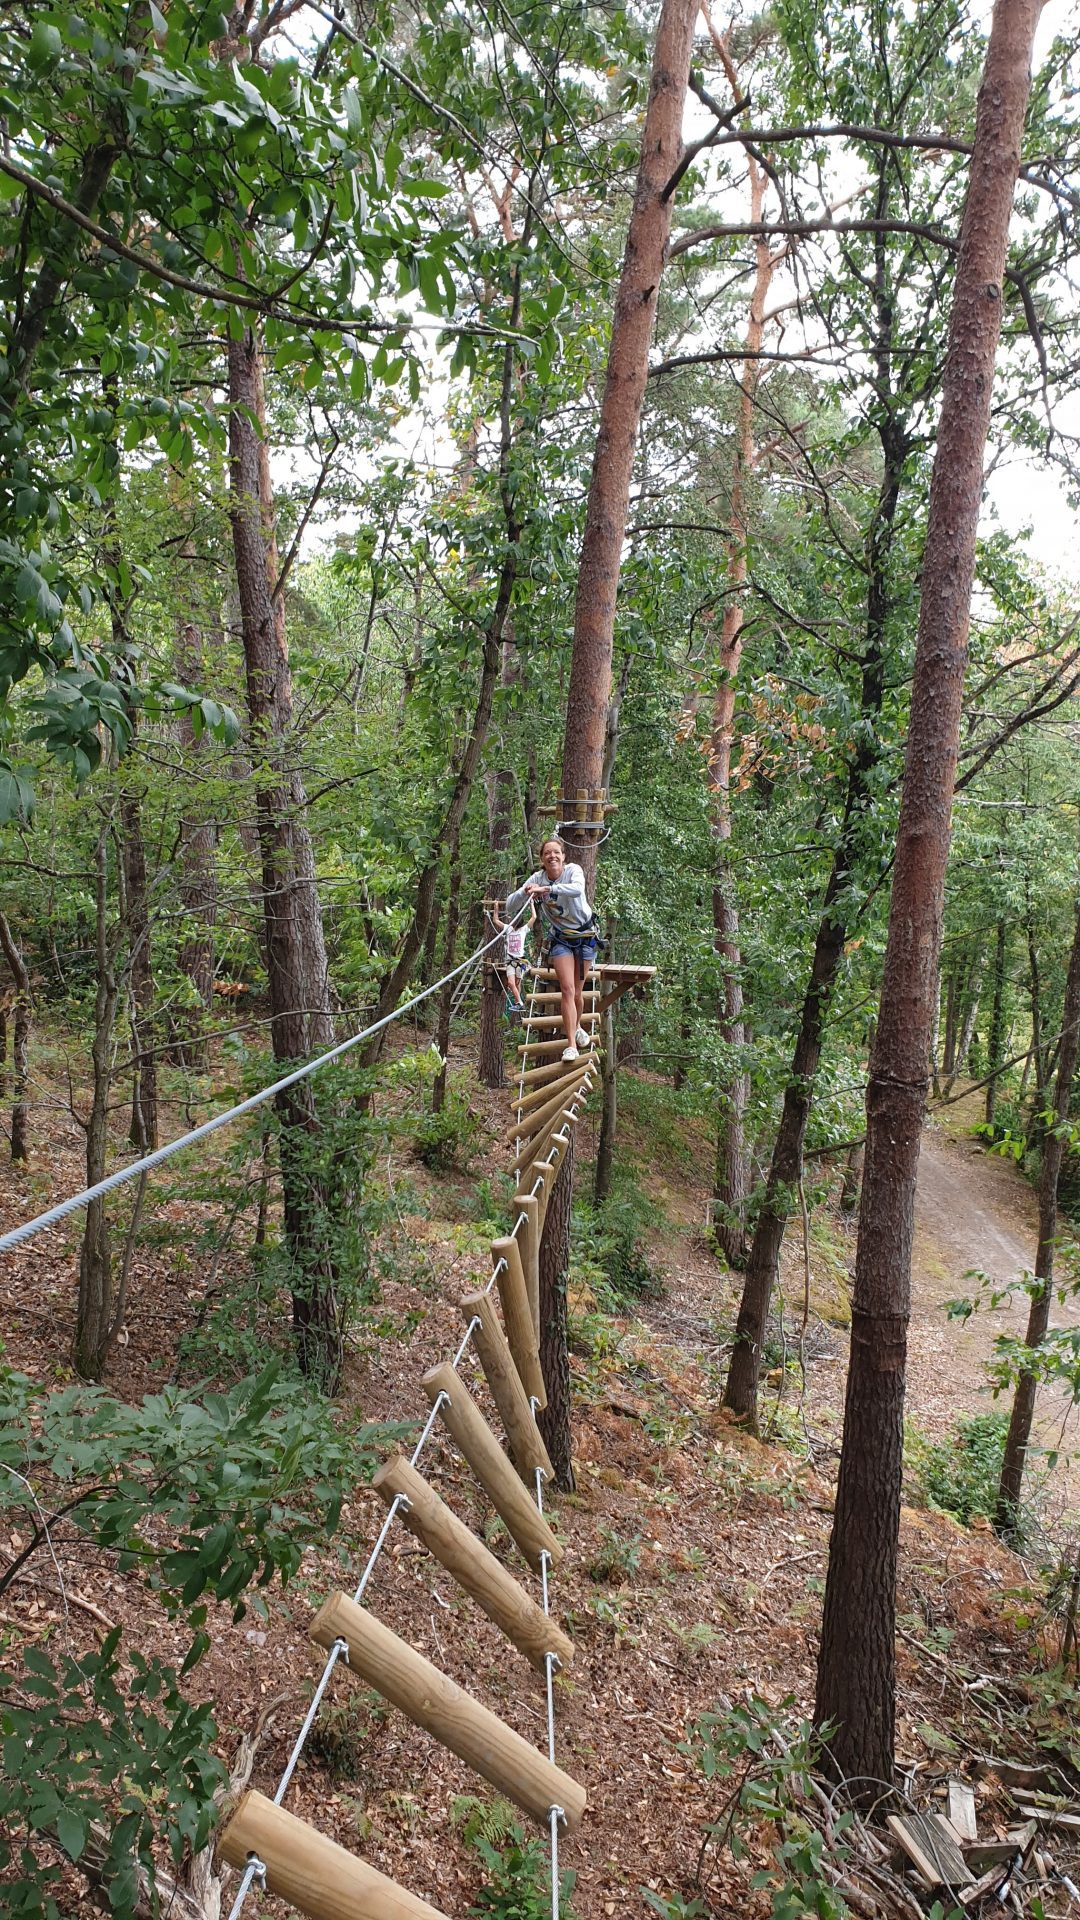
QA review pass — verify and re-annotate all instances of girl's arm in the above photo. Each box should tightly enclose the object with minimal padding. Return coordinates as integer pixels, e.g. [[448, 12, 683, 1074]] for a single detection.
[[526, 901, 537, 928]]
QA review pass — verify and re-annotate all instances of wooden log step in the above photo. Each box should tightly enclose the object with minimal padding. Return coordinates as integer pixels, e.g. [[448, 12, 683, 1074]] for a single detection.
[[507, 1085, 590, 1153], [460, 1290, 553, 1482], [520, 1014, 598, 1032], [511, 1063, 591, 1125], [421, 1362, 561, 1569], [310, 1597, 586, 1832], [372, 1456, 570, 1669], [517, 1036, 598, 1058], [511, 1193, 539, 1335], [490, 1234, 544, 1407], [219, 1790, 448, 1919], [518, 1055, 590, 1088], [510, 1097, 584, 1177]]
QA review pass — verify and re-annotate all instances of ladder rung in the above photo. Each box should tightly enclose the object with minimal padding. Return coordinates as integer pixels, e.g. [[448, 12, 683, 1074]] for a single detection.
[[310, 1595, 586, 1831], [372, 1455, 571, 1670], [421, 1362, 559, 1570], [219, 1791, 449, 1918]]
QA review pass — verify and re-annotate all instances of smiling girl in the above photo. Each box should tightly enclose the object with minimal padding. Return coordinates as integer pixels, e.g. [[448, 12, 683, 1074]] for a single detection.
[[505, 838, 599, 1061]]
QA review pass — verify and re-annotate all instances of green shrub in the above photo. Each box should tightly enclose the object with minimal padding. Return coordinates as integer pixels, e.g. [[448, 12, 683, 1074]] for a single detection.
[[572, 1186, 661, 1301], [908, 1411, 1010, 1525], [469, 1826, 579, 1919], [413, 1091, 477, 1171]]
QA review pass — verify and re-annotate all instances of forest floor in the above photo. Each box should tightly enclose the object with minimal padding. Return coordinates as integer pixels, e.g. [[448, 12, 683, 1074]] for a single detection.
[[1, 1036, 1078, 1918]]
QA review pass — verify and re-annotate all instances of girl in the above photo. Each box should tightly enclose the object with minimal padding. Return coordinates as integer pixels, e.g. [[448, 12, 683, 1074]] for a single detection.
[[493, 896, 535, 1017], [505, 838, 599, 1060]]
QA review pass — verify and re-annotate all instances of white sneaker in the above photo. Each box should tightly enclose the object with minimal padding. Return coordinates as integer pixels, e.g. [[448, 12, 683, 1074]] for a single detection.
[[561, 1045, 579, 1062], [575, 1027, 592, 1050]]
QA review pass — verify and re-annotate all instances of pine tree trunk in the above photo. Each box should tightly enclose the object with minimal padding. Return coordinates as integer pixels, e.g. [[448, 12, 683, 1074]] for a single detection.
[[985, 922, 1007, 1130], [173, 598, 219, 1065], [815, 0, 1044, 1790], [995, 889, 1080, 1536], [228, 328, 340, 1388], [432, 859, 461, 1114], [0, 912, 31, 1163], [120, 789, 158, 1152], [561, 0, 700, 896], [73, 828, 120, 1380], [537, 1138, 575, 1492], [594, 919, 620, 1204], [722, 175, 909, 1424]]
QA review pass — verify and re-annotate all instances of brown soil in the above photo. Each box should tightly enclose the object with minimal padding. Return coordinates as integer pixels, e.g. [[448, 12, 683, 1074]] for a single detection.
[[0, 1047, 1077, 1918]]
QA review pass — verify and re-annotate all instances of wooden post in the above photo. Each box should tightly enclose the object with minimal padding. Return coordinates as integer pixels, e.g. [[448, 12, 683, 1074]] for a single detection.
[[512, 1192, 540, 1336], [461, 1290, 554, 1481], [310, 1595, 586, 1831], [491, 1235, 545, 1407], [421, 1362, 562, 1569], [219, 1791, 449, 1919], [372, 1455, 571, 1669]]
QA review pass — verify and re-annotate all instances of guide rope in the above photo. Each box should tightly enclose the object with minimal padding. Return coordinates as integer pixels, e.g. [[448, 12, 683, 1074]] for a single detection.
[[0, 907, 530, 1256]]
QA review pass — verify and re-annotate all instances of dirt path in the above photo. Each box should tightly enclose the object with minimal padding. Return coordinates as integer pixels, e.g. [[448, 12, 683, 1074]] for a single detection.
[[910, 1112, 1079, 1506]]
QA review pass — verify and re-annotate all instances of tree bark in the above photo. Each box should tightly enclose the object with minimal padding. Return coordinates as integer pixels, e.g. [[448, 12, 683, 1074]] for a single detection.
[[432, 858, 461, 1114], [561, 0, 699, 896], [228, 328, 340, 1387], [995, 887, 1080, 1536], [537, 1138, 576, 1492], [815, 0, 1044, 1792], [120, 788, 158, 1152], [173, 593, 219, 1065], [0, 912, 31, 1163], [479, 641, 518, 1090], [985, 922, 1007, 1130], [594, 917, 619, 1204], [73, 827, 120, 1380], [723, 409, 901, 1424], [704, 16, 772, 1268], [940, 945, 985, 1099]]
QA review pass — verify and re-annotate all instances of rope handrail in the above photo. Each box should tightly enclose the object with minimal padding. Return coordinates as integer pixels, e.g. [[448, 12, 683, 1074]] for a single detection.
[[0, 906, 531, 1257]]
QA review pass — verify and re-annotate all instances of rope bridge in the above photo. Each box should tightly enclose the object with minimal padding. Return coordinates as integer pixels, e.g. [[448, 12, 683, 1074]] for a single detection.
[[1, 915, 653, 1917]]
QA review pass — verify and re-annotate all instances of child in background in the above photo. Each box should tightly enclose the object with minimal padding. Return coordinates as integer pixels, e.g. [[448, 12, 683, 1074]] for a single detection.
[[493, 897, 535, 1019]]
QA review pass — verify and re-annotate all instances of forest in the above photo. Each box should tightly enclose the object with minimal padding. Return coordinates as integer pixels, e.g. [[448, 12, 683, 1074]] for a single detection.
[[1, 0, 1080, 1914]]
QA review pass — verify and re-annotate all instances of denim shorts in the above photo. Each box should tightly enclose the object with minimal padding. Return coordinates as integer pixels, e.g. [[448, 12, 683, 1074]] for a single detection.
[[549, 937, 598, 966]]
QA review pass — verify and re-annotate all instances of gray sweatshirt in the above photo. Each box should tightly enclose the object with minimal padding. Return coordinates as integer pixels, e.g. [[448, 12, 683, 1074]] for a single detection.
[[505, 863, 594, 937]]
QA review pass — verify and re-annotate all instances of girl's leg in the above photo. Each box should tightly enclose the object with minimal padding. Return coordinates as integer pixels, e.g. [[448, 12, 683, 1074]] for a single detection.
[[508, 967, 523, 1005], [553, 951, 577, 1047]]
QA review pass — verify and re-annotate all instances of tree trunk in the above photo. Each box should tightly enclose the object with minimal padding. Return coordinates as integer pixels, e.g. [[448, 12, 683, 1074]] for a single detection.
[[173, 594, 219, 1065], [703, 16, 772, 1267], [594, 918, 619, 1204], [561, 0, 699, 897], [815, 0, 1043, 1792], [228, 328, 340, 1387], [537, 1138, 575, 1492], [120, 789, 158, 1152], [839, 1140, 864, 1215], [0, 912, 31, 1163], [723, 413, 900, 1423], [432, 859, 461, 1114], [995, 888, 1080, 1536], [940, 946, 985, 1099], [985, 922, 1007, 1130], [73, 827, 120, 1380], [479, 642, 518, 1090]]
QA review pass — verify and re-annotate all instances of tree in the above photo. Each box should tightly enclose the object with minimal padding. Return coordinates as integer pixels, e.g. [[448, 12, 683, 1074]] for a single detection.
[[815, 0, 1046, 1791], [537, 0, 701, 1484], [995, 882, 1080, 1535]]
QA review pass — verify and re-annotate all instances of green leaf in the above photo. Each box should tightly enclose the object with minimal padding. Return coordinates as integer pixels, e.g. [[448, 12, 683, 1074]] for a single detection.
[[27, 21, 62, 67], [55, 1807, 87, 1863]]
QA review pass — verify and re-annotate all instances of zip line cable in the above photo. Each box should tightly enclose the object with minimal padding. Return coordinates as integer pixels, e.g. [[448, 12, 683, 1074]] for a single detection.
[[0, 906, 532, 1257], [0, 878, 587, 1920]]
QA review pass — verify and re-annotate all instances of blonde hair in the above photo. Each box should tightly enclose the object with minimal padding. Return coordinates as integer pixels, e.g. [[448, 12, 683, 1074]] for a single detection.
[[538, 835, 565, 859]]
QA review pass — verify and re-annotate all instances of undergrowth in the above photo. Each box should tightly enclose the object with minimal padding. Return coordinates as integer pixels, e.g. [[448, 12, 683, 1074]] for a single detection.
[[906, 1411, 1010, 1527]]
